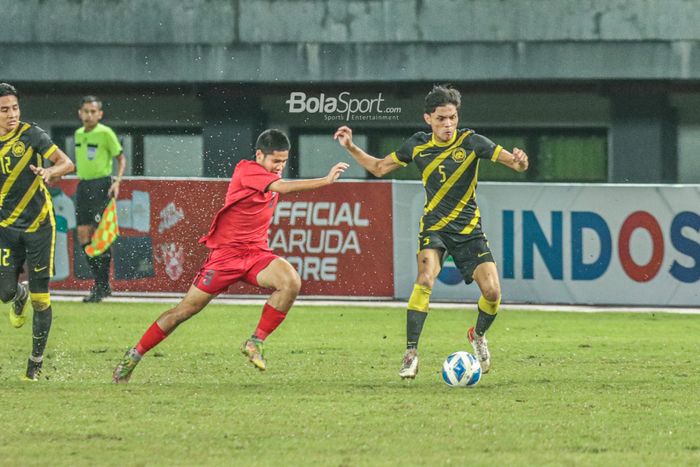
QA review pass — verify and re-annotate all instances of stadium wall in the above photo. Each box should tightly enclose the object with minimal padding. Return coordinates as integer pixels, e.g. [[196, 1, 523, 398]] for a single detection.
[[5, 0, 700, 184], [5, 0, 700, 82], [51, 178, 699, 306]]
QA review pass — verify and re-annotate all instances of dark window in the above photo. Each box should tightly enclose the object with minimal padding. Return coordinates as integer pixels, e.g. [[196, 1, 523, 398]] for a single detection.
[[52, 126, 202, 177], [290, 127, 609, 183], [478, 129, 608, 183]]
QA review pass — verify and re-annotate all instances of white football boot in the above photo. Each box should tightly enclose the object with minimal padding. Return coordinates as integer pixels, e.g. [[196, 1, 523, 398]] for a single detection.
[[399, 348, 419, 379], [468, 327, 491, 374]]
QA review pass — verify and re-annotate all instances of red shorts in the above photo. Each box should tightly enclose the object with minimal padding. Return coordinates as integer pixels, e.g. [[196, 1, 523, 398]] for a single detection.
[[192, 246, 279, 295]]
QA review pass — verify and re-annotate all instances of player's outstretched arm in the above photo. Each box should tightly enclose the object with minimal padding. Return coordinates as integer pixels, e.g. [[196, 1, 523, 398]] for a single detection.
[[268, 162, 350, 194], [334, 126, 401, 177], [496, 147, 529, 173], [29, 148, 75, 183]]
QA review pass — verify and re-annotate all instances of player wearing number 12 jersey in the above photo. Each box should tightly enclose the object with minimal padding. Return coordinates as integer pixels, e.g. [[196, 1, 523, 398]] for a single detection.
[[113, 129, 348, 383], [0, 83, 75, 381], [335, 85, 529, 379]]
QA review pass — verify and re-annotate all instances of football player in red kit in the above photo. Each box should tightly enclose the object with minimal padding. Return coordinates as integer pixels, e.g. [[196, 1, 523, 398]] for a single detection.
[[113, 129, 348, 383]]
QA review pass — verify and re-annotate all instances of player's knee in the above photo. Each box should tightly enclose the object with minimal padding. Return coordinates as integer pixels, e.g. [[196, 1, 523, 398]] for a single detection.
[[282, 272, 302, 295], [482, 287, 500, 304], [0, 283, 17, 303], [415, 271, 437, 288], [77, 230, 91, 246], [30, 292, 51, 311]]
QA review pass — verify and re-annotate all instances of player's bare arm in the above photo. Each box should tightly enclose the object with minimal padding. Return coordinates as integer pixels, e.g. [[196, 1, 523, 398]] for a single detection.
[[29, 148, 75, 183], [268, 162, 349, 194], [334, 125, 401, 177], [496, 147, 529, 172]]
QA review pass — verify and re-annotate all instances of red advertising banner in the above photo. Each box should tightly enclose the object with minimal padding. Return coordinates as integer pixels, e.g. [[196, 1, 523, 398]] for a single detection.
[[51, 178, 393, 297]]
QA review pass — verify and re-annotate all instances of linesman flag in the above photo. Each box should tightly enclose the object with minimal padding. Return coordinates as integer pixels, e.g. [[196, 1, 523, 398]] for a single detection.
[[85, 198, 120, 257]]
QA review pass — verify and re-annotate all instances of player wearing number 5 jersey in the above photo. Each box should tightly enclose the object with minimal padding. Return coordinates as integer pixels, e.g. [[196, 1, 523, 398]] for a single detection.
[[0, 83, 75, 381], [335, 84, 529, 379], [113, 129, 349, 383]]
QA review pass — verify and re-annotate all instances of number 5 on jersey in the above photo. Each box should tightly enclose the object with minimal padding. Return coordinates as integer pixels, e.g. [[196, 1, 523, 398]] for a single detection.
[[438, 165, 447, 183]]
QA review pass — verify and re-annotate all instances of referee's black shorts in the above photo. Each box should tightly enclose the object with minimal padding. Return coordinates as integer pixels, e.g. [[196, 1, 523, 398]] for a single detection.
[[76, 176, 112, 226]]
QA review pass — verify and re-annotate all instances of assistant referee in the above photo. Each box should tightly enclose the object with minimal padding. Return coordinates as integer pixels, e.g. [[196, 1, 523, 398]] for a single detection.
[[74, 95, 126, 303]]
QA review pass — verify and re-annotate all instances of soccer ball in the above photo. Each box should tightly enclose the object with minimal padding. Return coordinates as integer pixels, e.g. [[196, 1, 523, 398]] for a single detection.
[[441, 351, 482, 388]]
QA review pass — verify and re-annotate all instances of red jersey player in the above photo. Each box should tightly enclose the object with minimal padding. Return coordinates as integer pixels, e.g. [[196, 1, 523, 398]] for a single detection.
[[113, 129, 348, 383]]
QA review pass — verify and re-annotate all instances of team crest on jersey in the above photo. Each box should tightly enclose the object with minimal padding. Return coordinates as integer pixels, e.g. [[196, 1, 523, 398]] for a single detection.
[[451, 147, 467, 163], [11, 141, 26, 157]]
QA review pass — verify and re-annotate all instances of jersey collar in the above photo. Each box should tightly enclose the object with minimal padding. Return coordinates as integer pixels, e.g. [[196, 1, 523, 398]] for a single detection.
[[430, 130, 458, 147], [0, 123, 20, 142]]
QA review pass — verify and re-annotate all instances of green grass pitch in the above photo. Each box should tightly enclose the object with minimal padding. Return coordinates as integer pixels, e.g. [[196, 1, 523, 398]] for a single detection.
[[2, 302, 699, 466]]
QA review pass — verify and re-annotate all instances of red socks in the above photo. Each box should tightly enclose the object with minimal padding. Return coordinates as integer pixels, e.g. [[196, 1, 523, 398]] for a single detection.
[[254, 303, 288, 341], [135, 321, 168, 355], [133, 304, 285, 355]]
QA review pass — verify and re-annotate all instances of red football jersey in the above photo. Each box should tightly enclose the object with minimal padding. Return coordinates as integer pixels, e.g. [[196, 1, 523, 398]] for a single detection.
[[199, 160, 281, 249]]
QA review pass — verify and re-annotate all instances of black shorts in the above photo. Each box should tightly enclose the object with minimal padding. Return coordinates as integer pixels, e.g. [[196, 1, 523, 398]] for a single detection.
[[76, 177, 112, 226], [418, 226, 494, 284], [0, 224, 55, 281]]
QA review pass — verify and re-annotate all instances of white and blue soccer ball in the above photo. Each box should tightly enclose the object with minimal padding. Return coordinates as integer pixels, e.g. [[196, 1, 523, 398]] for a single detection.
[[441, 351, 482, 388]]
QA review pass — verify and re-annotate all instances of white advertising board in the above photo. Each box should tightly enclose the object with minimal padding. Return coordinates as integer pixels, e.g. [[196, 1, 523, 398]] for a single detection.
[[393, 182, 700, 306]]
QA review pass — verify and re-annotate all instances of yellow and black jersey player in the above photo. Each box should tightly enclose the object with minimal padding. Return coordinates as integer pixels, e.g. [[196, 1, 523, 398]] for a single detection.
[[334, 84, 529, 379], [0, 82, 75, 381]]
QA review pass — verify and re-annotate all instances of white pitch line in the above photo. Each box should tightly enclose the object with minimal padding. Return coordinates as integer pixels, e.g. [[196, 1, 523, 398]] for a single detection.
[[52, 293, 700, 314]]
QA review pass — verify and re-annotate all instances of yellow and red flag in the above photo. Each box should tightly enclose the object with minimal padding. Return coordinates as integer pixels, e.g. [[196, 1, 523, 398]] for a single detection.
[[85, 198, 120, 257]]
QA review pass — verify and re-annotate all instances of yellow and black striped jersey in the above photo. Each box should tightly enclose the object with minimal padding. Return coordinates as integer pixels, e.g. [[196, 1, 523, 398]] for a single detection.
[[0, 121, 58, 231], [390, 128, 502, 234]]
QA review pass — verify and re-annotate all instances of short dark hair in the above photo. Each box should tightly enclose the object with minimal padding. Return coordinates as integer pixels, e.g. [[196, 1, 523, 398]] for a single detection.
[[255, 129, 290, 154], [0, 83, 19, 99], [81, 95, 102, 109], [424, 84, 461, 114]]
